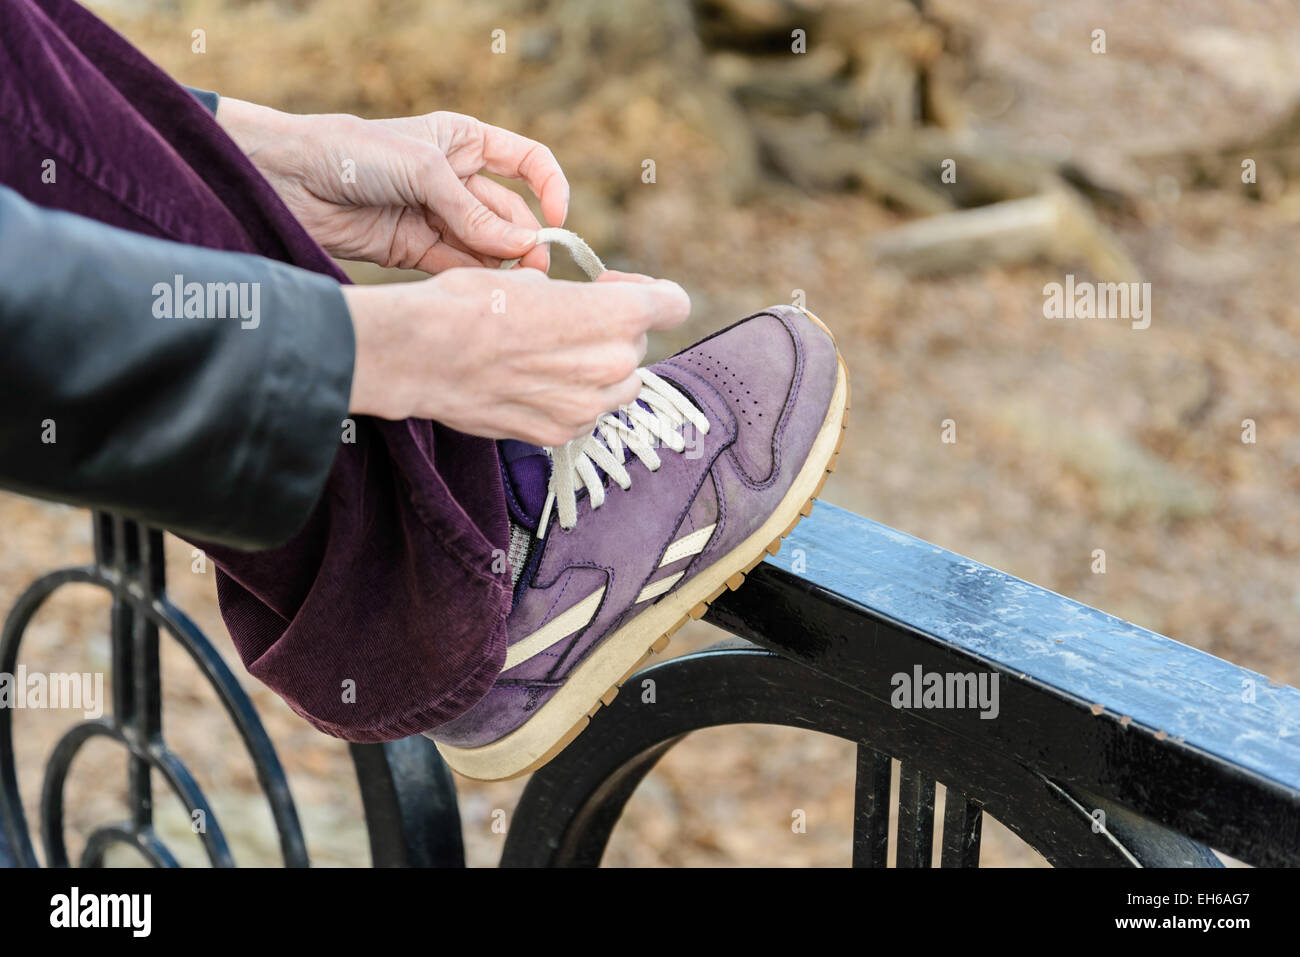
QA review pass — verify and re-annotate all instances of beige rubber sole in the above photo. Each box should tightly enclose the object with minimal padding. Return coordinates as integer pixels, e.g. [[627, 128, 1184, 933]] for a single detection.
[[436, 309, 849, 781]]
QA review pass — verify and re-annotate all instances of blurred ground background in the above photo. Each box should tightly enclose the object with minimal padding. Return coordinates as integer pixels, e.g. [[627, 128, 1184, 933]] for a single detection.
[[3, 0, 1298, 866]]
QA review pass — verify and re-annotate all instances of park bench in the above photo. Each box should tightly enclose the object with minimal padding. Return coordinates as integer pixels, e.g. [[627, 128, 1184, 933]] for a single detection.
[[2, 503, 1298, 867]]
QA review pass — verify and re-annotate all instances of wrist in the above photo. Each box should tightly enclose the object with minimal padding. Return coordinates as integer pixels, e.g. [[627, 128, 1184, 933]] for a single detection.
[[343, 284, 402, 419], [213, 97, 300, 162]]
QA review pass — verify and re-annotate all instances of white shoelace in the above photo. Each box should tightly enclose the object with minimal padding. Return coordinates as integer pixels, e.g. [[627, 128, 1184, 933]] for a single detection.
[[502, 229, 710, 534], [539, 368, 710, 533], [500, 226, 606, 278]]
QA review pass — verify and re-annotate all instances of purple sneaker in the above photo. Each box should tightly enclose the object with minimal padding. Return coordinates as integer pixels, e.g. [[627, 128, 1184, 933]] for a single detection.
[[431, 305, 849, 779]]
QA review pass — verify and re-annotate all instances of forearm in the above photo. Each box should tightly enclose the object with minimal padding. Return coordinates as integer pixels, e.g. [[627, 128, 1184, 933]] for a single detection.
[[0, 185, 355, 549], [341, 284, 389, 419]]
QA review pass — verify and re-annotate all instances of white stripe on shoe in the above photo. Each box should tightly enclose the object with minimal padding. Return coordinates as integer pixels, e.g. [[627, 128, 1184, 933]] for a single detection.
[[504, 524, 714, 671], [635, 571, 684, 604], [659, 523, 716, 566], [503, 586, 604, 672]]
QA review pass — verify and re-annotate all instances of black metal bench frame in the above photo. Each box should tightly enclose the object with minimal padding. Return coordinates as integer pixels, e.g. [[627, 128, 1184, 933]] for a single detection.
[[3, 504, 1298, 867]]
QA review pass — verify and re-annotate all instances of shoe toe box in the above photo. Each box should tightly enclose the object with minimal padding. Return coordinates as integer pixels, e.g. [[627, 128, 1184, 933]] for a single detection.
[[663, 305, 840, 483]]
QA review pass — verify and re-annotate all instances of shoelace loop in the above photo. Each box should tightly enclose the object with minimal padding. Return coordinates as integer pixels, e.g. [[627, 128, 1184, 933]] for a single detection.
[[500, 226, 605, 280]]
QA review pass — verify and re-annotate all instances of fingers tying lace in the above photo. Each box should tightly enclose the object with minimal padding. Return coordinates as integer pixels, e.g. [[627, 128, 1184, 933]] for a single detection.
[[502, 229, 706, 535]]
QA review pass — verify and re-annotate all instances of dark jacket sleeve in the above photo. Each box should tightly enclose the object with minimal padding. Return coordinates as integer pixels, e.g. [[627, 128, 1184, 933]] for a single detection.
[[183, 86, 219, 115], [0, 184, 355, 549]]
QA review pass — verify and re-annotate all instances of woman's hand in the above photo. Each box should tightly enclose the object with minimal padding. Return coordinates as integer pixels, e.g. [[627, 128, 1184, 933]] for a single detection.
[[215, 99, 568, 273], [343, 268, 691, 446]]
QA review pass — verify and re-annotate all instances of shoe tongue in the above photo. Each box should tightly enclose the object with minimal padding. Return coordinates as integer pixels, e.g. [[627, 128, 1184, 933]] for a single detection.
[[498, 439, 551, 530]]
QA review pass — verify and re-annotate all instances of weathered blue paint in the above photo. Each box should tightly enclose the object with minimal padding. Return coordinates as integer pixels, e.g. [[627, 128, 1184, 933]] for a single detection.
[[773, 502, 1300, 795]]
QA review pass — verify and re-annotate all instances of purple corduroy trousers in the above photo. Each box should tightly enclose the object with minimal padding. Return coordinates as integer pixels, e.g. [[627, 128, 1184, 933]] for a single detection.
[[0, 0, 511, 741]]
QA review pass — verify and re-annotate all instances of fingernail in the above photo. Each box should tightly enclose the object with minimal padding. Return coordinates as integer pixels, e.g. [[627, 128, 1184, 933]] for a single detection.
[[513, 226, 541, 250]]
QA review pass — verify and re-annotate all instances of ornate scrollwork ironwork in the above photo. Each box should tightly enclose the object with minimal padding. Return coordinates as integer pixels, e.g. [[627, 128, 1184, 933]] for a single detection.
[[0, 513, 307, 867]]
